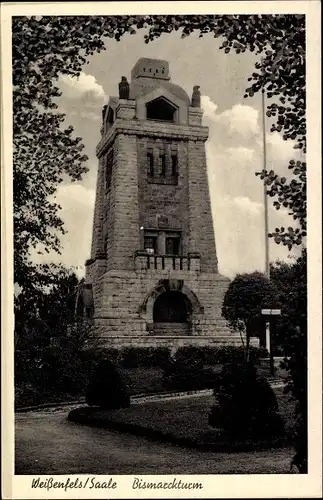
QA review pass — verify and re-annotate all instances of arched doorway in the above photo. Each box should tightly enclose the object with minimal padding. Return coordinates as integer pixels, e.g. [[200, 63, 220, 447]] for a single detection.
[[153, 291, 192, 335]]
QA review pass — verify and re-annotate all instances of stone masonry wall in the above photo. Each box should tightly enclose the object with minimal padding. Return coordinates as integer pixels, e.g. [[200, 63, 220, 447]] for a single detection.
[[106, 133, 140, 271], [137, 137, 190, 252], [103, 136, 119, 272], [187, 140, 219, 273], [92, 268, 231, 337], [90, 155, 105, 261]]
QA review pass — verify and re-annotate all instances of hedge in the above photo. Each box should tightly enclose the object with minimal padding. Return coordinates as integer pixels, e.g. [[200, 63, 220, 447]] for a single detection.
[[120, 346, 171, 369], [81, 345, 268, 370], [174, 345, 268, 366]]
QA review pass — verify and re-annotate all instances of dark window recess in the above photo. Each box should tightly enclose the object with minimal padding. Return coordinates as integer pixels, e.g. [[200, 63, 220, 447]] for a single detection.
[[107, 108, 114, 125], [147, 151, 154, 176], [144, 236, 157, 254], [166, 237, 180, 255], [105, 148, 113, 191], [104, 235, 108, 254], [171, 154, 178, 176], [160, 154, 166, 176], [146, 97, 176, 122], [85, 306, 94, 319]]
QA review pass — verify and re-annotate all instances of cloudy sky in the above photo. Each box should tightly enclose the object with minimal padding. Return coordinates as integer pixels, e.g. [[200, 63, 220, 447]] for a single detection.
[[35, 28, 303, 279]]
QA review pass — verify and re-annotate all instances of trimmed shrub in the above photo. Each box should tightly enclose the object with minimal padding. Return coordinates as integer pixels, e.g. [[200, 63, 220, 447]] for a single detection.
[[208, 362, 285, 439], [85, 359, 130, 409], [120, 346, 171, 369]]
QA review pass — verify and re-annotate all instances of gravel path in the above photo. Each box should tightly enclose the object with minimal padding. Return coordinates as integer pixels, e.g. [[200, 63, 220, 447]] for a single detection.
[[15, 404, 295, 475]]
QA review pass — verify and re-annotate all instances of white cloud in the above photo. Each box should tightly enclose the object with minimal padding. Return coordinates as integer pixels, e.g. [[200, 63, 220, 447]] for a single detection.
[[59, 72, 106, 101], [219, 104, 259, 138], [201, 95, 218, 119], [232, 196, 262, 215], [202, 97, 259, 141], [225, 146, 255, 162], [69, 110, 101, 121], [57, 72, 108, 123], [31, 184, 95, 275], [203, 97, 301, 277], [54, 184, 95, 269], [212, 192, 297, 279]]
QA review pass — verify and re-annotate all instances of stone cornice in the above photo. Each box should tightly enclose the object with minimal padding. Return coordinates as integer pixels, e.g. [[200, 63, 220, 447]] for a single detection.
[[96, 119, 209, 157]]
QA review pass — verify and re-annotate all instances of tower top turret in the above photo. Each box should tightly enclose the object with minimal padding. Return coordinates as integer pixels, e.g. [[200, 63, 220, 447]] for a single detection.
[[131, 58, 170, 81]]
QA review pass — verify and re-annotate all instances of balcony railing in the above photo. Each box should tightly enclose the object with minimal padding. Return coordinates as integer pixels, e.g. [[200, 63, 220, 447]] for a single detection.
[[134, 251, 201, 272]]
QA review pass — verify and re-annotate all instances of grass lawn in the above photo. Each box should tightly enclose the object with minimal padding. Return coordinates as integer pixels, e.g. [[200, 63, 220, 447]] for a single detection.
[[69, 387, 295, 452], [121, 360, 288, 396], [122, 367, 164, 395]]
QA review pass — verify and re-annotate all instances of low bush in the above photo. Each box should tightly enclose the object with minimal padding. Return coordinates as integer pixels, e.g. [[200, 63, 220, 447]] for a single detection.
[[120, 346, 171, 369], [85, 359, 130, 409], [249, 346, 269, 362], [80, 347, 121, 377], [172, 345, 268, 366], [208, 362, 285, 439], [173, 346, 206, 368], [80, 345, 268, 373]]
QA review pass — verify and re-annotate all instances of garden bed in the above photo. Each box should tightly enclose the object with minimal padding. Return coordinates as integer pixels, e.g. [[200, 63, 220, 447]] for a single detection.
[[15, 361, 288, 408], [68, 387, 295, 453]]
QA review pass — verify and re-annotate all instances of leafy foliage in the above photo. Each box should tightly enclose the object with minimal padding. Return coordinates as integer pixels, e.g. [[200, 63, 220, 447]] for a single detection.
[[14, 265, 99, 406], [15, 319, 95, 406], [14, 264, 80, 349], [222, 272, 278, 359], [13, 17, 91, 290], [256, 160, 306, 250], [209, 363, 285, 439], [271, 250, 307, 472], [269, 249, 307, 354]]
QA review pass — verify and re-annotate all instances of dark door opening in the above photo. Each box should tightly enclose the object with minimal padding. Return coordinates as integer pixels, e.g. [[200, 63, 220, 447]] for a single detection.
[[153, 291, 191, 323]]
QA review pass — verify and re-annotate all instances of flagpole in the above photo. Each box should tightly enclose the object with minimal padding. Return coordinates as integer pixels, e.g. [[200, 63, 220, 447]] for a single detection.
[[261, 87, 272, 362], [262, 88, 270, 280]]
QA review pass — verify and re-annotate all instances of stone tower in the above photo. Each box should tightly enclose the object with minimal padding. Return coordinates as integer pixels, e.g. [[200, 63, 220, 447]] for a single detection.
[[83, 58, 241, 347]]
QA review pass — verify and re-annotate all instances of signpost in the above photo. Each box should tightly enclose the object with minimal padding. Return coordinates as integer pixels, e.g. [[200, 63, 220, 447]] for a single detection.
[[261, 308, 282, 376], [261, 309, 281, 316]]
